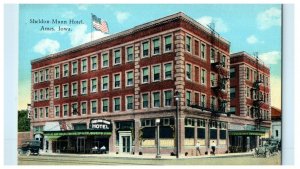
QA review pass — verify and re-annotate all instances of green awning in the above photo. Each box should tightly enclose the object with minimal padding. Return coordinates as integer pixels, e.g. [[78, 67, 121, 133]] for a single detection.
[[229, 130, 265, 136], [45, 135, 61, 141], [44, 130, 112, 137]]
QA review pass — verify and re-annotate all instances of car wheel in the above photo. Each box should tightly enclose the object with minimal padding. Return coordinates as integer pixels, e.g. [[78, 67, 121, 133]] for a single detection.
[[265, 151, 270, 158], [26, 150, 31, 156]]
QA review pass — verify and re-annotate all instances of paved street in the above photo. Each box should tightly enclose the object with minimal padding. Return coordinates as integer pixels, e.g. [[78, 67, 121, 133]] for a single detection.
[[18, 153, 281, 165]]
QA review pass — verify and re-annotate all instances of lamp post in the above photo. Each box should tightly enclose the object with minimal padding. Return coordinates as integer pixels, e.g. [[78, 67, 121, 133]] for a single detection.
[[174, 91, 180, 158], [155, 118, 161, 159]]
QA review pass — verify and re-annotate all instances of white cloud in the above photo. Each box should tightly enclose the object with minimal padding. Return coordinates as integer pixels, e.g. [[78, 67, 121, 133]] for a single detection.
[[257, 7, 281, 30], [259, 51, 281, 65], [77, 5, 89, 10], [69, 24, 109, 47], [61, 11, 76, 19], [270, 76, 281, 109], [246, 35, 258, 44], [33, 39, 60, 55], [115, 11, 130, 23], [197, 16, 228, 33]]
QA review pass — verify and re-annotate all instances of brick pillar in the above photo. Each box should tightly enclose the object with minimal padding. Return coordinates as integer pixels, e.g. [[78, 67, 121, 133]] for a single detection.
[[109, 120, 116, 153], [174, 31, 185, 157], [134, 43, 141, 110], [134, 119, 141, 155], [49, 67, 54, 118]]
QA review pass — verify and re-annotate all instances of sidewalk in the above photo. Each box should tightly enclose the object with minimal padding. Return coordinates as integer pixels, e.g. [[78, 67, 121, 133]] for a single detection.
[[40, 151, 253, 160]]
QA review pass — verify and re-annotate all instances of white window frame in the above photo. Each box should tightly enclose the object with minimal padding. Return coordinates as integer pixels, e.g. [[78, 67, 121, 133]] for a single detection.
[[141, 92, 150, 109], [152, 64, 161, 82], [71, 102, 78, 116], [81, 79, 88, 95], [62, 83, 69, 98], [163, 62, 173, 80], [45, 88, 49, 100], [186, 90, 192, 106], [101, 52, 109, 68], [185, 35, 192, 53], [45, 107, 49, 118], [54, 85, 60, 99], [141, 40, 150, 58], [141, 66, 150, 84], [113, 96, 121, 112], [152, 91, 161, 108], [125, 95, 134, 111], [201, 93, 207, 107], [101, 98, 109, 113], [211, 72, 217, 87], [71, 61, 78, 75], [152, 37, 161, 56], [34, 72, 38, 83], [125, 45, 134, 62], [45, 69, 49, 81], [90, 99, 98, 114], [90, 55, 98, 71], [34, 90, 38, 101], [125, 70, 134, 87], [90, 77, 98, 93], [81, 58, 88, 73], [113, 48, 122, 66], [39, 70, 44, 82], [101, 75, 109, 91], [201, 68, 207, 85], [200, 42, 206, 60], [39, 89, 44, 101], [163, 34, 173, 53], [186, 63, 192, 81], [54, 105, 60, 118], [71, 81, 78, 96], [54, 65, 60, 79], [80, 101, 87, 115], [163, 89, 173, 107], [63, 103, 69, 117], [113, 72, 122, 89], [63, 63, 69, 77], [39, 107, 44, 119], [210, 48, 216, 63]]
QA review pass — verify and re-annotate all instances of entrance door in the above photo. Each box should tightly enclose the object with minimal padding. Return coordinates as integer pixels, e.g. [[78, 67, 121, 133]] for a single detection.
[[119, 131, 132, 153], [77, 137, 85, 153]]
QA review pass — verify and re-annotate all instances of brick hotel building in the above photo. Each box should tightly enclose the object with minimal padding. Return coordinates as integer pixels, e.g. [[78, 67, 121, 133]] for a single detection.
[[30, 12, 271, 156]]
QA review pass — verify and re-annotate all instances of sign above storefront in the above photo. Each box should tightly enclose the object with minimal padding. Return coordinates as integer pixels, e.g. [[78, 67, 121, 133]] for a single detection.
[[89, 119, 112, 131]]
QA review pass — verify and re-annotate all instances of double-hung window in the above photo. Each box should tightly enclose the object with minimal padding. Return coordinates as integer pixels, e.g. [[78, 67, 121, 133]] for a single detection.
[[102, 53, 109, 68], [164, 90, 172, 106], [126, 96, 133, 110], [81, 102, 87, 115], [55, 106, 60, 117], [142, 41, 149, 57], [102, 76, 109, 91], [91, 78, 97, 93], [34, 72, 38, 83], [39, 89, 44, 100], [186, 36, 191, 52], [126, 71, 133, 86], [72, 103, 78, 115], [102, 99, 108, 112], [164, 35, 172, 52], [142, 93, 149, 108], [45, 69, 49, 81], [186, 91, 191, 106], [63, 64, 69, 77], [114, 49, 121, 65], [114, 97, 121, 111], [164, 63, 172, 80], [91, 100, 97, 114], [45, 88, 49, 100], [153, 65, 160, 82], [54, 86, 60, 98], [55, 66, 60, 79], [63, 84, 69, 97], [72, 61, 78, 75], [153, 38, 160, 55], [201, 69, 206, 85], [72, 82, 78, 96], [63, 104, 68, 117], [39, 70, 44, 82], [142, 67, 149, 83], [153, 92, 160, 108], [81, 58, 87, 73], [114, 74, 121, 88], [126, 46, 133, 62], [186, 64, 192, 80], [91, 56, 98, 70], [201, 43, 206, 59], [81, 80, 87, 94]]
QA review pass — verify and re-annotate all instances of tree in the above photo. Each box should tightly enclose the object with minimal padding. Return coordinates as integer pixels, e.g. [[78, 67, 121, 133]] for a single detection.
[[18, 110, 30, 132]]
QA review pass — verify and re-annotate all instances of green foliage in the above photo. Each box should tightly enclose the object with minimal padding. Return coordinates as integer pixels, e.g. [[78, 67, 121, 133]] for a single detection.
[[18, 110, 30, 132]]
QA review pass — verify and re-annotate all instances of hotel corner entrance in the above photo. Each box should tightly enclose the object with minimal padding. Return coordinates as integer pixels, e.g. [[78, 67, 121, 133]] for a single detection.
[[119, 131, 132, 153]]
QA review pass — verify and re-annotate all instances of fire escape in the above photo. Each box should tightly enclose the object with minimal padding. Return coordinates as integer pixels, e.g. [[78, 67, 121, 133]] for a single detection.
[[251, 53, 268, 130]]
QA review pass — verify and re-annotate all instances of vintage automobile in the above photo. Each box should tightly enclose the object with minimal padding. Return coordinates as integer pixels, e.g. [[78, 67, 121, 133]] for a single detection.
[[253, 139, 280, 158], [18, 140, 41, 156]]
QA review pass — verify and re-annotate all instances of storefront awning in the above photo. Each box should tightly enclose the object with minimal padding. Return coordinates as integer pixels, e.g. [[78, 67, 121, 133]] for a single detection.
[[45, 135, 62, 141], [229, 130, 265, 136], [44, 130, 112, 137]]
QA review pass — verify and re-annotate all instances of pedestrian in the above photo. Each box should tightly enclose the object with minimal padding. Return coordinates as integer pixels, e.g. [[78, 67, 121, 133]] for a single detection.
[[195, 141, 201, 156], [211, 141, 216, 155]]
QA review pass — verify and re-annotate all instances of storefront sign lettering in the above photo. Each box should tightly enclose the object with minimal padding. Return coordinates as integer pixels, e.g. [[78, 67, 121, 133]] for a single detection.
[[89, 119, 112, 131]]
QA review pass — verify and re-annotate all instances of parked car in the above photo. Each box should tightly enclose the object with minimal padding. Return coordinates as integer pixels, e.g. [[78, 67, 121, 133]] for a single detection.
[[253, 139, 280, 158], [18, 140, 41, 156]]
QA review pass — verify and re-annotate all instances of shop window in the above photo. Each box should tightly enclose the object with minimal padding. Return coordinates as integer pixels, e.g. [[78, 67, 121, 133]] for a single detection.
[[197, 128, 205, 139], [185, 127, 194, 138], [220, 130, 227, 139], [210, 129, 217, 139]]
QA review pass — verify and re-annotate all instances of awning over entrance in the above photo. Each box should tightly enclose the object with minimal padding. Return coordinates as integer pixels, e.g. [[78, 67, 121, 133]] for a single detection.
[[44, 130, 112, 137], [229, 130, 265, 136], [45, 135, 62, 141]]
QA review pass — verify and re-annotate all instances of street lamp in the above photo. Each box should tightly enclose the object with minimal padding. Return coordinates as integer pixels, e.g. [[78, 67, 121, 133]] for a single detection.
[[155, 118, 161, 159], [174, 91, 180, 158]]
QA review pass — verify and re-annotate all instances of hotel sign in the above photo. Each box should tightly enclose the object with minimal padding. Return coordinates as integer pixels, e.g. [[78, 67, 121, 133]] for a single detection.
[[89, 119, 112, 131]]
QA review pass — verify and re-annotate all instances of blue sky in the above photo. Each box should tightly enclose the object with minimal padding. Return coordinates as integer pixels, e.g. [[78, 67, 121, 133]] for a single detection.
[[19, 4, 282, 110]]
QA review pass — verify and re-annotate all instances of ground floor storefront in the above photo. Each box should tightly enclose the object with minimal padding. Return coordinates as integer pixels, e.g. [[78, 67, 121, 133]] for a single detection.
[[32, 109, 271, 156]]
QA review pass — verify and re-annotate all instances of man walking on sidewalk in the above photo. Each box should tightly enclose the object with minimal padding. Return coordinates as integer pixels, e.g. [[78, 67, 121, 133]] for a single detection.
[[211, 141, 216, 155], [195, 141, 201, 156]]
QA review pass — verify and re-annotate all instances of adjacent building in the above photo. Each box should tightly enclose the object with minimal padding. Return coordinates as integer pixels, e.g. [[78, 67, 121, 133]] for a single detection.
[[271, 106, 281, 141], [30, 12, 271, 156], [229, 52, 271, 152]]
